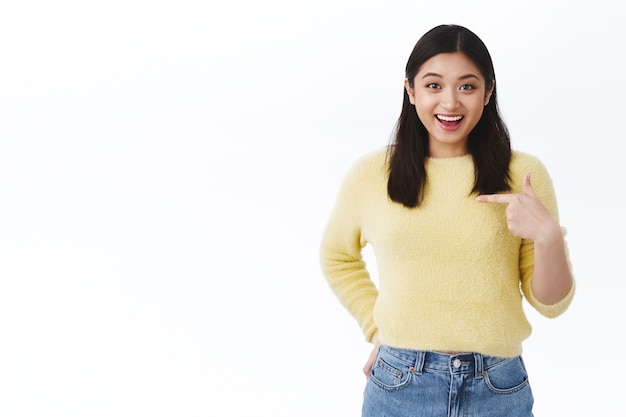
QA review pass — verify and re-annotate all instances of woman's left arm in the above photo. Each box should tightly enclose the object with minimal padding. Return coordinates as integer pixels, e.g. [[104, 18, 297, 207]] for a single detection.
[[476, 171, 574, 304]]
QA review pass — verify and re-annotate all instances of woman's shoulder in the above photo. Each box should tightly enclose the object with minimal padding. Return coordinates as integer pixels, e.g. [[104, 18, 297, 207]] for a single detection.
[[336, 147, 389, 192], [354, 147, 388, 165], [345, 147, 388, 176], [510, 150, 549, 174], [509, 150, 553, 190]]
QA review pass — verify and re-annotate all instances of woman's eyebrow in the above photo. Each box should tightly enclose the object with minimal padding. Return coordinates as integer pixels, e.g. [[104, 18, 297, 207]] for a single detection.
[[421, 72, 481, 80], [458, 73, 481, 81]]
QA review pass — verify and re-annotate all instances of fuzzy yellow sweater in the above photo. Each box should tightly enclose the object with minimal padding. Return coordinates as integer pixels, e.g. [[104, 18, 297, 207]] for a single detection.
[[320, 149, 575, 358]]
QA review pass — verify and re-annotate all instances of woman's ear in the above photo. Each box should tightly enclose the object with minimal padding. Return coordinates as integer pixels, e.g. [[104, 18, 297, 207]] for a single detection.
[[484, 80, 495, 106], [404, 78, 415, 105]]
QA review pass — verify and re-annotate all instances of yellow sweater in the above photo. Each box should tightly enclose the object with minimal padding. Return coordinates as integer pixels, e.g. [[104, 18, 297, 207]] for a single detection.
[[320, 149, 575, 358]]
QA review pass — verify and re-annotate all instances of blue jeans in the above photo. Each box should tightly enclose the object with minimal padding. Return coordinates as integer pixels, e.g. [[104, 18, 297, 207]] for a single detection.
[[362, 345, 534, 417]]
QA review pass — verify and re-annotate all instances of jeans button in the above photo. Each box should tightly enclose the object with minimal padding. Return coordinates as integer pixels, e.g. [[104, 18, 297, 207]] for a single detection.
[[453, 359, 461, 368]]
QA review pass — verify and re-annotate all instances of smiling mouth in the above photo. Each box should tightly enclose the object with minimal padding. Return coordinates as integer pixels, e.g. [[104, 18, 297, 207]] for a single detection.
[[436, 115, 463, 123]]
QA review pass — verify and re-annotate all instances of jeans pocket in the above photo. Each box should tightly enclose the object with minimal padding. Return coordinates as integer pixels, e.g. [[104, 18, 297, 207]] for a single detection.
[[369, 348, 413, 391], [483, 356, 530, 394]]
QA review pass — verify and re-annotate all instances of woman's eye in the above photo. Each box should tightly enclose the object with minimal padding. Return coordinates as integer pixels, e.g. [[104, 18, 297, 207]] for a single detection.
[[426, 83, 440, 89], [459, 84, 475, 90]]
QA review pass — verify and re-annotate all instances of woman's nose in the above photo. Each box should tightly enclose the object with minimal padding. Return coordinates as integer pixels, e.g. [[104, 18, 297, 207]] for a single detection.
[[440, 88, 459, 110]]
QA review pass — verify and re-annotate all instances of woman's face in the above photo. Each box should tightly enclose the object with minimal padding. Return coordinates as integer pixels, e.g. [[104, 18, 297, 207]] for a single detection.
[[405, 52, 493, 158]]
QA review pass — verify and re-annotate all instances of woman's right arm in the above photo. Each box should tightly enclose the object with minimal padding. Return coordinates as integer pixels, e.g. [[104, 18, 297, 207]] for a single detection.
[[319, 159, 379, 344]]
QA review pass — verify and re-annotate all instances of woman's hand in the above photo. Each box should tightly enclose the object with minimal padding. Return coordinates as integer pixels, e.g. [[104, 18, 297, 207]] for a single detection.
[[363, 343, 380, 378], [476, 172, 559, 242]]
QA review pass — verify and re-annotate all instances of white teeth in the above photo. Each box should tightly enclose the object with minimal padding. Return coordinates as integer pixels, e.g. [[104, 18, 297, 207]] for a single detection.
[[437, 115, 463, 122]]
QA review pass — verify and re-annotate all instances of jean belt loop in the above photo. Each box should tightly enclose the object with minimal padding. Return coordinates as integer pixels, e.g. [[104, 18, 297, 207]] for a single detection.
[[473, 353, 484, 379], [412, 350, 425, 375]]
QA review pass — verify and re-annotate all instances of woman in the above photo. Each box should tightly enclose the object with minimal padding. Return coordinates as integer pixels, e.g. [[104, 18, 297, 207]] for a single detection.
[[319, 24, 575, 417]]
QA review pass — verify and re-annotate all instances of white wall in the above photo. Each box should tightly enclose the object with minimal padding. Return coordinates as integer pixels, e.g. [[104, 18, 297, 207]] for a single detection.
[[0, 1, 622, 415]]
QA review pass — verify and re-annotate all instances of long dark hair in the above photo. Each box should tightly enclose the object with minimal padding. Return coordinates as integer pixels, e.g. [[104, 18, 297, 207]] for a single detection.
[[387, 24, 511, 207]]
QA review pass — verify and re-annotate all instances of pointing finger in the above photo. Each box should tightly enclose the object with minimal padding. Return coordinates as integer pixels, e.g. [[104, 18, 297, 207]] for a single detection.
[[476, 194, 516, 204]]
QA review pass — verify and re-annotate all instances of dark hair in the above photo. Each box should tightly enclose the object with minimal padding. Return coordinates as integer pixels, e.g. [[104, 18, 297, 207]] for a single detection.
[[387, 24, 511, 207]]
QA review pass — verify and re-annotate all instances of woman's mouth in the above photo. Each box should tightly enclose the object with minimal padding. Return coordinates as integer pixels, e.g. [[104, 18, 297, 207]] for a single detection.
[[436, 114, 463, 122], [436, 114, 463, 131]]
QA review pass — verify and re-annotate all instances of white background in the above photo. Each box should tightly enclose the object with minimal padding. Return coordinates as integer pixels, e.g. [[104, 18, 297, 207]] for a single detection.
[[0, 1, 623, 416]]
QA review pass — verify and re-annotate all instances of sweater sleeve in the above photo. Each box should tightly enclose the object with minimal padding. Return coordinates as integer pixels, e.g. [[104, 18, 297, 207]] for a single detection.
[[518, 157, 575, 318], [319, 158, 379, 343]]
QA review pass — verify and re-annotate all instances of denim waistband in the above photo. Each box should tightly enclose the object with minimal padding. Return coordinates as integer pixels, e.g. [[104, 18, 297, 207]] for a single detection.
[[379, 345, 514, 379]]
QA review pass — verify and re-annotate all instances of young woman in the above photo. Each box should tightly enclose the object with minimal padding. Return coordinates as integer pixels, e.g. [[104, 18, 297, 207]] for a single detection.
[[319, 24, 575, 417]]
